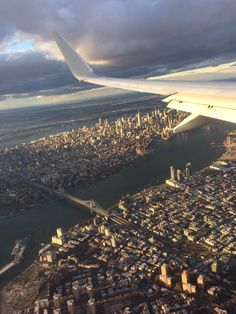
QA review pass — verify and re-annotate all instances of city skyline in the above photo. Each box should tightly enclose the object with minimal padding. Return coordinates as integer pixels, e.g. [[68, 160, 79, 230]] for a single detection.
[[1, 2, 236, 312]]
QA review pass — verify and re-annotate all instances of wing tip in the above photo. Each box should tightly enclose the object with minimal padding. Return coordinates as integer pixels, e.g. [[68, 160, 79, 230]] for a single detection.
[[53, 32, 96, 79]]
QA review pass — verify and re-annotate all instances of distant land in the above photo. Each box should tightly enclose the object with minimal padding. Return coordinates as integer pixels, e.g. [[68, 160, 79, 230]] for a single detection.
[[0, 92, 158, 148]]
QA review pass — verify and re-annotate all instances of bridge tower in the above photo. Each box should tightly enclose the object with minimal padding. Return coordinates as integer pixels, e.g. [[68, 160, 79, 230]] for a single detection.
[[89, 200, 94, 214]]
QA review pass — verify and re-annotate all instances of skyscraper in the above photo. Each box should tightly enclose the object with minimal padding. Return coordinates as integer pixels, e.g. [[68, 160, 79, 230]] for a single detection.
[[185, 162, 192, 176], [53, 294, 61, 309], [159, 263, 172, 287], [181, 270, 189, 284], [72, 281, 80, 300], [211, 261, 218, 273], [111, 236, 117, 248], [161, 263, 168, 276], [176, 169, 182, 181], [170, 166, 175, 180], [185, 167, 190, 178], [197, 274, 205, 286], [87, 298, 96, 314], [137, 112, 142, 127], [67, 299, 75, 314]]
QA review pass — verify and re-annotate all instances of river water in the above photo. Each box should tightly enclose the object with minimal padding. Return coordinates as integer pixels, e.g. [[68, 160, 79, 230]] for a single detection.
[[0, 122, 234, 287]]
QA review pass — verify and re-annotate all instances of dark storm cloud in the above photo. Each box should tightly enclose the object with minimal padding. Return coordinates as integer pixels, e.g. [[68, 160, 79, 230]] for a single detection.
[[1, 0, 236, 95], [0, 51, 78, 95]]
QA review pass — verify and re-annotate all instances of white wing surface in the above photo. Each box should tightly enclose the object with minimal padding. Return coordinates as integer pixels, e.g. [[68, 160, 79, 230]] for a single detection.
[[54, 33, 236, 132]]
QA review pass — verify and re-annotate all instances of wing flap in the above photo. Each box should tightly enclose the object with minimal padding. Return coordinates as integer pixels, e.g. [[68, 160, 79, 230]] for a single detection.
[[54, 33, 236, 127], [173, 113, 212, 133], [167, 98, 236, 124]]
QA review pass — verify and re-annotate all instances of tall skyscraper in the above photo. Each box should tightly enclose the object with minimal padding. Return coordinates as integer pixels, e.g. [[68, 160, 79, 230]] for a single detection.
[[87, 284, 94, 298], [211, 261, 218, 273], [181, 270, 189, 284], [111, 236, 117, 248], [72, 281, 80, 300], [176, 169, 182, 181], [53, 294, 61, 309], [161, 263, 168, 276], [56, 228, 63, 238], [170, 166, 175, 180], [87, 298, 96, 314], [159, 263, 172, 287], [67, 299, 75, 314], [185, 162, 192, 176], [197, 274, 205, 286], [185, 167, 190, 178], [137, 112, 142, 127]]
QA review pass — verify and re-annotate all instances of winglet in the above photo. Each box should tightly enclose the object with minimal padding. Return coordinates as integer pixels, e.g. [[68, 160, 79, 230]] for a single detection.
[[53, 32, 96, 80]]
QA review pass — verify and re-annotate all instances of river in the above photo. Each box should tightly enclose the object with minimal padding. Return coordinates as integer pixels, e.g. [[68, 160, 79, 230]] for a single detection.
[[0, 121, 234, 287]]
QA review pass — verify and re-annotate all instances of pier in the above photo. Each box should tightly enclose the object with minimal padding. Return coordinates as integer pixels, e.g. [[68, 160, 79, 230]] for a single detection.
[[0, 236, 29, 276], [0, 262, 15, 276]]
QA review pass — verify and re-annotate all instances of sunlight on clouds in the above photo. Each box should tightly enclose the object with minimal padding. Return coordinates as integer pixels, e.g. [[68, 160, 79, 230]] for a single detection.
[[0, 87, 131, 110], [2, 30, 112, 67], [1, 31, 64, 61], [148, 61, 236, 81], [33, 37, 64, 60], [33, 36, 111, 65], [90, 59, 112, 66]]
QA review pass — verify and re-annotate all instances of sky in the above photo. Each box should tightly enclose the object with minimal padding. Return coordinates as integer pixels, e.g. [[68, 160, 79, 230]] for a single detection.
[[1, 0, 236, 109]]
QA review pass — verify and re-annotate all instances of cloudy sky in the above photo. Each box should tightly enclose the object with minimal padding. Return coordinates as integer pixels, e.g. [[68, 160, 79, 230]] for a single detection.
[[1, 0, 236, 108]]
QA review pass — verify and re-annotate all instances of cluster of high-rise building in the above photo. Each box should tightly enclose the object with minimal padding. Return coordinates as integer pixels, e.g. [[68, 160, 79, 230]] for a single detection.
[[0, 108, 187, 216], [222, 130, 236, 161], [170, 162, 192, 181], [1, 157, 235, 313]]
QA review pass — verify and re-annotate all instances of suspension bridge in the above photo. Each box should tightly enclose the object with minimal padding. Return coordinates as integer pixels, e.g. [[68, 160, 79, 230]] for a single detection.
[[33, 183, 128, 225]]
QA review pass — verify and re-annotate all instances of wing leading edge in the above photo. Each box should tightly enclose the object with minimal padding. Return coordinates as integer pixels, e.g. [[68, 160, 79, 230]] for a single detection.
[[54, 33, 236, 132]]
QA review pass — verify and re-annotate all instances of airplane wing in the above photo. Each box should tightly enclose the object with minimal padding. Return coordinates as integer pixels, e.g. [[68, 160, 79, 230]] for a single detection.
[[54, 33, 236, 133]]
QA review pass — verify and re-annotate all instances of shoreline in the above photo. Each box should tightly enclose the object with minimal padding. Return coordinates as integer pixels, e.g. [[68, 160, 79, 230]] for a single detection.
[[0, 136, 223, 220], [0, 105, 185, 218], [0, 124, 232, 296], [1, 152, 233, 312], [0, 139, 158, 219], [0, 198, 59, 220], [0, 95, 161, 149]]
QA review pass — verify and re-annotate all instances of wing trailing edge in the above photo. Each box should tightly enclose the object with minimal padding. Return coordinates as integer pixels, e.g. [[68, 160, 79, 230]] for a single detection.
[[54, 33, 236, 131]]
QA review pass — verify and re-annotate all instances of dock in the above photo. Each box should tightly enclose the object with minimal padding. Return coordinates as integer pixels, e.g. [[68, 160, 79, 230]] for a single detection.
[[0, 262, 15, 276], [0, 236, 30, 277]]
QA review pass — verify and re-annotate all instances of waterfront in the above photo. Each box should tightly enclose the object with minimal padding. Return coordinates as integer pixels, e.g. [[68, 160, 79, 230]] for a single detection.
[[0, 92, 152, 149], [0, 106, 186, 214], [0, 121, 234, 288], [2, 125, 236, 313]]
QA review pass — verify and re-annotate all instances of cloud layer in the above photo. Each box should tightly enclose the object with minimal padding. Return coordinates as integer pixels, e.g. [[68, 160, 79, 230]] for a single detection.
[[1, 0, 236, 102]]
